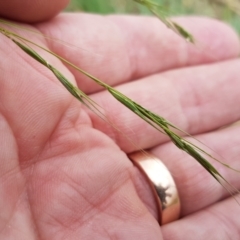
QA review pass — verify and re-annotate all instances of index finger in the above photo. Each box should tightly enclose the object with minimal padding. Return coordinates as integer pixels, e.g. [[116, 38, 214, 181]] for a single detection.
[[36, 14, 240, 93]]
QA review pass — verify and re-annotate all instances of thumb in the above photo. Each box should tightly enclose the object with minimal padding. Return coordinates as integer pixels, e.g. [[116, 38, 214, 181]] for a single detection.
[[0, 0, 69, 23]]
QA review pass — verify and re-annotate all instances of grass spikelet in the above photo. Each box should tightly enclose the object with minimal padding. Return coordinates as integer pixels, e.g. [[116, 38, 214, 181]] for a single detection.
[[133, 0, 195, 43]]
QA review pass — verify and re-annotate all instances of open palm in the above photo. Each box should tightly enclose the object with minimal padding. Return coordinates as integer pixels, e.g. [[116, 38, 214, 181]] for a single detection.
[[1, 1, 240, 239]]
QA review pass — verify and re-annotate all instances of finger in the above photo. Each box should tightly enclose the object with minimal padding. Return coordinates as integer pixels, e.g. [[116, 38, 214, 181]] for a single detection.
[[162, 195, 240, 239], [36, 14, 240, 93], [0, 0, 69, 23], [151, 124, 240, 216], [89, 59, 240, 152]]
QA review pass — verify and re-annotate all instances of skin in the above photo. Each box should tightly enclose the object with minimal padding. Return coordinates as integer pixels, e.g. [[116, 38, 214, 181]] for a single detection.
[[0, 0, 240, 239]]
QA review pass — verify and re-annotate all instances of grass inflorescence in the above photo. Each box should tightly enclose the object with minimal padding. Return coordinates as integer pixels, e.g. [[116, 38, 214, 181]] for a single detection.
[[133, 0, 195, 42]]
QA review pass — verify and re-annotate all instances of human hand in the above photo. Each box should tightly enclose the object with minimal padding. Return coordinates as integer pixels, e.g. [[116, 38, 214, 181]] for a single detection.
[[1, 0, 240, 239]]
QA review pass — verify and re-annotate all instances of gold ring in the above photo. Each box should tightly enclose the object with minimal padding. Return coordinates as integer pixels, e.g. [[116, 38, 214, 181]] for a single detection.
[[128, 151, 180, 225]]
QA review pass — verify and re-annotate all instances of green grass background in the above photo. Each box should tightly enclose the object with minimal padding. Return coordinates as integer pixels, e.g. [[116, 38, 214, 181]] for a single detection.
[[66, 0, 239, 32]]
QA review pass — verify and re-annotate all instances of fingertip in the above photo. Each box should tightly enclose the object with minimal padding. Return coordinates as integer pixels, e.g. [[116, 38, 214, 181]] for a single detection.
[[0, 0, 70, 23], [175, 16, 240, 61]]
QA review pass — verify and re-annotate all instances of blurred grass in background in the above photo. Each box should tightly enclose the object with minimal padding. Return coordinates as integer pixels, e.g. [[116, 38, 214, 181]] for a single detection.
[[66, 0, 240, 32]]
